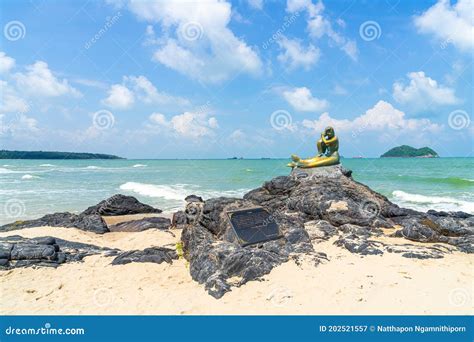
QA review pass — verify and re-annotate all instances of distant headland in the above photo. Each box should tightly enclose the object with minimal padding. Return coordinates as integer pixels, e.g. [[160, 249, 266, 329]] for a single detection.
[[0, 150, 123, 160], [380, 145, 439, 158]]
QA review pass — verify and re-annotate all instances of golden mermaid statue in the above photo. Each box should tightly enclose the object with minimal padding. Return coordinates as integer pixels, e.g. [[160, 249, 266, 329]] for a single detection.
[[287, 126, 340, 168]]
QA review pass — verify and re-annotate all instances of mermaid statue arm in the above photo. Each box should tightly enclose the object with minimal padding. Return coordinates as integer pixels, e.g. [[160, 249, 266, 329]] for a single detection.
[[322, 135, 337, 145]]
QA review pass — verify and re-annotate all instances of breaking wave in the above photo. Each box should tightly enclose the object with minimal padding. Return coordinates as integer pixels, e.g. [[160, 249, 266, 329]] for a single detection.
[[21, 174, 40, 180], [132, 164, 147, 168], [392, 190, 474, 214], [119, 182, 249, 202]]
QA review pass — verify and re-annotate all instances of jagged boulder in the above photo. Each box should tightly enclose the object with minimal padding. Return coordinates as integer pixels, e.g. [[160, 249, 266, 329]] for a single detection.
[[391, 213, 474, 253], [0, 213, 109, 234], [0, 235, 118, 269], [112, 247, 177, 265], [181, 196, 315, 298], [182, 165, 473, 298], [82, 194, 162, 216], [172, 210, 187, 227], [109, 217, 171, 232], [0, 194, 162, 234]]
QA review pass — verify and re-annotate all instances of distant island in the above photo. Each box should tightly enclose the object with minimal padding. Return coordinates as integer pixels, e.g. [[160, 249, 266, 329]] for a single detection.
[[0, 150, 123, 160], [380, 145, 439, 158]]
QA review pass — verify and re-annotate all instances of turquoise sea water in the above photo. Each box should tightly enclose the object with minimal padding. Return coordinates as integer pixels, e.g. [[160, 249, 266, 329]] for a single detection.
[[0, 158, 473, 225]]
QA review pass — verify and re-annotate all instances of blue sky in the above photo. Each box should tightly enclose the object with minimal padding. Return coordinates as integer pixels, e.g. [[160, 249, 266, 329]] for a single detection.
[[0, 0, 472, 158]]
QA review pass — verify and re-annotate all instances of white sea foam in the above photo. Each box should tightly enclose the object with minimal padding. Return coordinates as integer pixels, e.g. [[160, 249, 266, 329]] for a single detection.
[[132, 164, 147, 168], [86, 166, 101, 169], [21, 174, 39, 180], [392, 190, 474, 214], [199, 188, 250, 198], [119, 182, 250, 202], [120, 182, 190, 201], [39, 164, 55, 167], [0, 167, 13, 174]]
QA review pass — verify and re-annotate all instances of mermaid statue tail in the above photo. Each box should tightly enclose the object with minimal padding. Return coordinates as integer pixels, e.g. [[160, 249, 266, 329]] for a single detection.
[[287, 154, 301, 167], [291, 154, 301, 162], [292, 152, 340, 168]]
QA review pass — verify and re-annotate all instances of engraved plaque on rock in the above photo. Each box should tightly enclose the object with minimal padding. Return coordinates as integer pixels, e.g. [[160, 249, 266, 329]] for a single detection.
[[226, 207, 282, 247]]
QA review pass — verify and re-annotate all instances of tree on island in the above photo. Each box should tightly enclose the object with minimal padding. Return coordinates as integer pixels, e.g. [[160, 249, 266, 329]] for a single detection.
[[380, 145, 439, 158], [0, 150, 123, 160]]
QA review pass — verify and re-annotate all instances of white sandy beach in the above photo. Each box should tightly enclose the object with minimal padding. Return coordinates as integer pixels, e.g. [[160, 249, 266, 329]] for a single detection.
[[0, 214, 472, 315]]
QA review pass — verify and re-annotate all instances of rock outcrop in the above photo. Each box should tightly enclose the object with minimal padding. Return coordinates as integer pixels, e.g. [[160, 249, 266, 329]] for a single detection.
[[0, 235, 118, 269], [112, 247, 177, 265], [181, 165, 473, 298], [109, 217, 171, 232], [0, 194, 162, 234], [0, 235, 178, 270], [81, 194, 162, 216], [0, 213, 109, 234], [181, 195, 319, 298]]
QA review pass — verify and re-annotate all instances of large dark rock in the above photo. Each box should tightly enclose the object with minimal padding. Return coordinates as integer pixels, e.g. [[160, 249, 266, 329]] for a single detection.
[[182, 164, 473, 298], [172, 211, 187, 227], [0, 235, 179, 269], [108, 217, 171, 232], [391, 214, 474, 253], [0, 194, 163, 234], [244, 167, 473, 253], [0, 213, 109, 234], [112, 247, 177, 265], [0, 235, 118, 269], [181, 197, 316, 298], [82, 194, 162, 216]]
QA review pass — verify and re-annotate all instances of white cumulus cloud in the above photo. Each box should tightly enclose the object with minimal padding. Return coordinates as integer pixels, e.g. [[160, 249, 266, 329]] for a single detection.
[[0, 52, 15, 74], [302, 100, 441, 134], [282, 87, 329, 112], [392, 71, 459, 111], [102, 75, 190, 110], [14, 61, 81, 98], [102, 84, 135, 109], [277, 36, 320, 70], [287, 0, 358, 60], [0, 80, 29, 114], [414, 0, 473, 52], [113, 0, 263, 83], [148, 111, 218, 138]]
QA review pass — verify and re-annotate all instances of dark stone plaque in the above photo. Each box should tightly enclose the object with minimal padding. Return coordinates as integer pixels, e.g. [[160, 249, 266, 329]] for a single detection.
[[226, 207, 282, 247]]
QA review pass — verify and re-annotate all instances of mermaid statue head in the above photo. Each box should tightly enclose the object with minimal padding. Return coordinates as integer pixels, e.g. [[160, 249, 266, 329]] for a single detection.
[[324, 126, 335, 139]]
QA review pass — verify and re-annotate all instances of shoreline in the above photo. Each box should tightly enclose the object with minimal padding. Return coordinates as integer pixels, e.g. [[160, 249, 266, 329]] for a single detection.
[[1, 224, 472, 315], [1, 165, 473, 315]]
